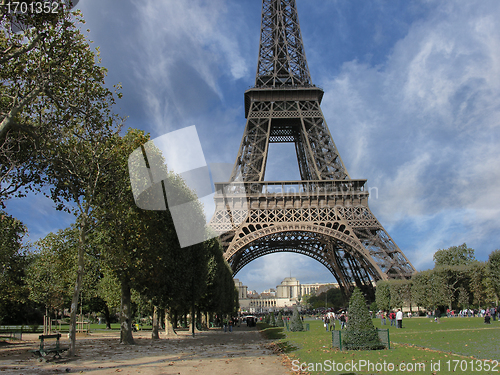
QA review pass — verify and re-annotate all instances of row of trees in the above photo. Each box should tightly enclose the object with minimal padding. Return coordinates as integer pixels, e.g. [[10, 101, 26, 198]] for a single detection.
[[375, 244, 500, 312], [0, 2, 238, 356], [303, 287, 347, 310]]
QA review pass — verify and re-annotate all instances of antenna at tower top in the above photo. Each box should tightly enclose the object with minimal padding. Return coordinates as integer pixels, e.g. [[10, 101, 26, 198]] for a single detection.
[[255, 0, 312, 88]]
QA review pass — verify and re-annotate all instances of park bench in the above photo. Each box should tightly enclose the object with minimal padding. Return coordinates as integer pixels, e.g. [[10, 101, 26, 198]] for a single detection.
[[30, 333, 68, 360], [0, 325, 23, 340]]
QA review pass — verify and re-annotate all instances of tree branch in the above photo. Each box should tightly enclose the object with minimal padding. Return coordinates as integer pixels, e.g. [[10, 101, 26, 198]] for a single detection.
[[0, 33, 44, 64], [0, 86, 43, 138]]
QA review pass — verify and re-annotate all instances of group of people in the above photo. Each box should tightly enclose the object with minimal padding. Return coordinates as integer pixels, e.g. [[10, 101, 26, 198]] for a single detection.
[[379, 309, 404, 328], [447, 307, 499, 320], [322, 312, 347, 331], [222, 316, 240, 332]]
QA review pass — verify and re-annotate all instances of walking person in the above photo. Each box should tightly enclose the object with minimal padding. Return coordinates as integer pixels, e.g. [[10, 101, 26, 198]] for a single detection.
[[329, 314, 335, 331], [396, 309, 403, 329], [380, 311, 386, 326], [340, 313, 346, 329], [389, 311, 396, 326]]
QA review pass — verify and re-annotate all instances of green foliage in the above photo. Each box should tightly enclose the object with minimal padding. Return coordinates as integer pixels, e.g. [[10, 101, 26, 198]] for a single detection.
[[264, 313, 270, 324], [277, 312, 284, 327], [487, 250, 500, 300], [342, 288, 383, 350], [0, 5, 123, 203], [410, 244, 496, 311], [433, 243, 476, 267], [389, 279, 412, 309], [306, 287, 346, 310], [289, 306, 304, 332], [0, 212, 30, 323], [269, 311, 276, 327], [26, 229, 75, 310], [97, 271, 121, 309], [375, 281, 391, 311], [198, 237, 236, 316]]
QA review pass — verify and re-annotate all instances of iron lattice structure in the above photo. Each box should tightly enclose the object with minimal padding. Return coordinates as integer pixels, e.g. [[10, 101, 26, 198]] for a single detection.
[[209, 0, 415, 297]]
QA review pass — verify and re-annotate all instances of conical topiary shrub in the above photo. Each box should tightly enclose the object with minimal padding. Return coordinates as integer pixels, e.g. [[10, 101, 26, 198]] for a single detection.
[[289, 306, 304, 331], [277, 312, 284, 327], [264, 313, 270, 324], [342, 288, 384, 350], [269, 311, 276, 326]]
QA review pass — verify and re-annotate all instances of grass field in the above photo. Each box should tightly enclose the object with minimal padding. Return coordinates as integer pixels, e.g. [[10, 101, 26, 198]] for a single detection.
[[259, 317, 500, 375]]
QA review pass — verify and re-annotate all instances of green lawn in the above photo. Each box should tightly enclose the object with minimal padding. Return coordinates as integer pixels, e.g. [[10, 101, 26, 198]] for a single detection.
[[259, 317, 500, 375]]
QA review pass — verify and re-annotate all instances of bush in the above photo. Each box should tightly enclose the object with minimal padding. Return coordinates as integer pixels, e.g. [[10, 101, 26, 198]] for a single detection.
[[343, 288, 384, 350], [289, 306, 304, 331], [277, 312, 284, 327], [269, 312, 276, 327], [264, 314, 270, 324]]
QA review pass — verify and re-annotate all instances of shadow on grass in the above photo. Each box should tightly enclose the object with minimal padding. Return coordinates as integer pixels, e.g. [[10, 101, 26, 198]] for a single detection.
[[257, 323, 299, 354], [274, 341, 299, 353]]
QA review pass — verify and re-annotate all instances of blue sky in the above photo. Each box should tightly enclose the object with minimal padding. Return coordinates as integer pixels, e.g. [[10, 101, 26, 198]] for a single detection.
[[6, 0, 500, 293]]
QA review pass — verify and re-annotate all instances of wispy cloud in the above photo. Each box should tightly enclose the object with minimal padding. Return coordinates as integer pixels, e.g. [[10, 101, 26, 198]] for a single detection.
[[130, 0, 251, 133], [320, 0, 500, 269]]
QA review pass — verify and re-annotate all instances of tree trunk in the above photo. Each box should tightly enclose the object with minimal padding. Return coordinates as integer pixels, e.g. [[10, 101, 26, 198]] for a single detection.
[[172, 310, 178, 329], [151, 306, 159, 340], [190, 303, 201, 336], [164, 308, 176, 336], [201, 311, 207, 329], [190, 305, 195, 336], [68, 221, 87, 356], [103, 303, 112, 330], [120, 279, 134, 345]]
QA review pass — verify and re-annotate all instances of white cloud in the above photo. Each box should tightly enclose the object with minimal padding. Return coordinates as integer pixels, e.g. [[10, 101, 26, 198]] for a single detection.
[[320, 0, 500, 269], [130, 0, 250, 132]]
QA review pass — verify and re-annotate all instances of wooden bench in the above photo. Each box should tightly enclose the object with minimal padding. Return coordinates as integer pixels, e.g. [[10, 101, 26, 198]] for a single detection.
[[30, 334, 68, 360]]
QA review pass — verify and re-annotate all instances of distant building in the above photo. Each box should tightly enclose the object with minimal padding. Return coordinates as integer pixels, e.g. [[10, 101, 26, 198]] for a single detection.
[[234, 279, 247, 300], [234, 277, 338, 313]]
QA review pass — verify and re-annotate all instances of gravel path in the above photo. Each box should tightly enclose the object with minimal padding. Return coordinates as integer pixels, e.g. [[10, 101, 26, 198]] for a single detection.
[[0, 325, 294, 375]]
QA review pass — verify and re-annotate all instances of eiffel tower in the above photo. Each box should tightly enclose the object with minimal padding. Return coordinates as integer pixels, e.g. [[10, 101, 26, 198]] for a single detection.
[[209, 0, 415, 297]]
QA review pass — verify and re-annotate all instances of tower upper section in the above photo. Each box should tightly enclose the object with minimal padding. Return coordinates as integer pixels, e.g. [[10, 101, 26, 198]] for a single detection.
[[255, 0, 312, 88]]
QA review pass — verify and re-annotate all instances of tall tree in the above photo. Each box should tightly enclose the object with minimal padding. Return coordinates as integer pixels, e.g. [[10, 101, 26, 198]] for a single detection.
[[487, 250, 500, 301], [93, 128, 210, 343], [469, 261, 488, 309], [433, 243, 476, 267], [26, 229, 76, 315], [41, 76, 121, 356], [2, 3, 122, 355], [433, 265, 470, 310], [0, 211, 29, 323], [388, 279, 412, 310], [411, 271, 430, 309], [0, 5, 112, 203], [375, 281, 391, 312]]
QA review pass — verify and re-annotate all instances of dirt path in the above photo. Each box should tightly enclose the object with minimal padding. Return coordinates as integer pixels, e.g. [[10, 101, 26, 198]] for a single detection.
[[0, 325, 294, 375]]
